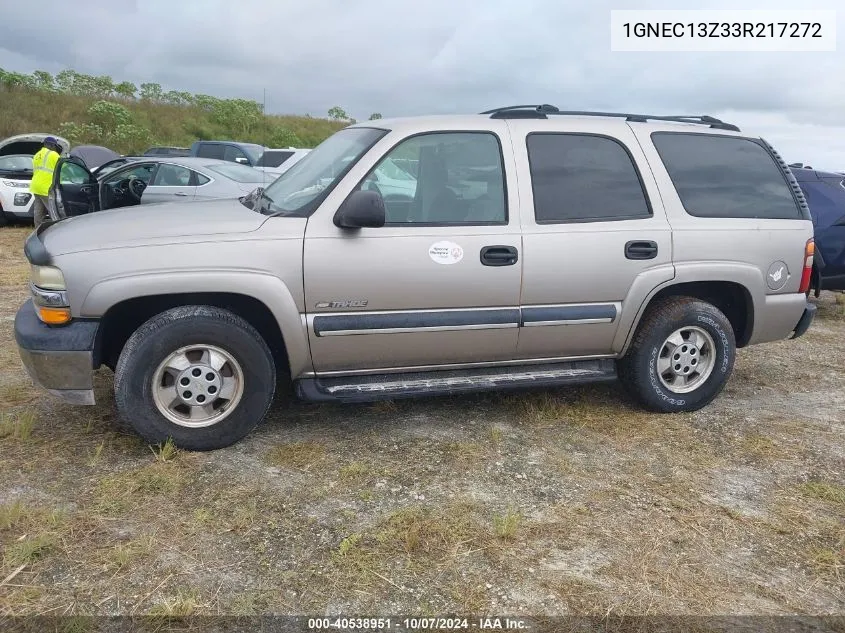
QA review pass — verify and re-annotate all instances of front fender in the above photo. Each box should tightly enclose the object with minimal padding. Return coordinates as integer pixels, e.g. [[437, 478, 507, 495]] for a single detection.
[[81, 271, 312, 377]]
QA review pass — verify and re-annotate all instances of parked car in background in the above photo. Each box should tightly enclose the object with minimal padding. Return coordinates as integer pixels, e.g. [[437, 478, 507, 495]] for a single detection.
[[0, 133, 70, 225], [143, 146, 190, 157], [189, 140, 265, 167], [254, 147, 311, 176], [48, 156, 267, 218], [93, 156, 145, 177], [791, 165, 845, 292], [69, 145, 121, 170]]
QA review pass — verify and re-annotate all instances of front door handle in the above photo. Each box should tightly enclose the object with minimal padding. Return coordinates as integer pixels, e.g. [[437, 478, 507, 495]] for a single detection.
[[79, 185, 93, 194], [481, 245, 519, 266], [174, 192, 188, 197], [625, 240, 658, 260]]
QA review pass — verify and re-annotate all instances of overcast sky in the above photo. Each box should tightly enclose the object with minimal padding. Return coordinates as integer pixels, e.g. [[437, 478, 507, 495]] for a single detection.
[[1, 0, 843, 169]]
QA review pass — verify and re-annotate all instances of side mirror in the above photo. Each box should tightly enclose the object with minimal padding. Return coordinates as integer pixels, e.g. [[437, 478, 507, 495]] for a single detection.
[[234, 156, 248, 164], [333, 190, 386, 229]]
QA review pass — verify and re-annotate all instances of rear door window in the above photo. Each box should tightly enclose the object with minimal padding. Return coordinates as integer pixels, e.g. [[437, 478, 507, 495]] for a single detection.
[[526, 133, 651, 223], [651, 133, 801, 219], [150, 163, 193, 187]]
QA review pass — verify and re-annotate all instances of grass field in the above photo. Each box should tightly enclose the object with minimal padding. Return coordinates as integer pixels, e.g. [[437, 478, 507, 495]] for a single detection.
[[0, 224, 843, 619], [0, 87, 345, 154]]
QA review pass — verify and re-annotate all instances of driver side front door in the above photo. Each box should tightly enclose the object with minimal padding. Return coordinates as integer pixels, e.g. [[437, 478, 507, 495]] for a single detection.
[[51, 158, 100, 218]]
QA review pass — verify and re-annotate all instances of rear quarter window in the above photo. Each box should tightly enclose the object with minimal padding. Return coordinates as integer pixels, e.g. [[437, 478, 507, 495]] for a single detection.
[[196, 144, 225, 160], [651, 133, 801, 219]]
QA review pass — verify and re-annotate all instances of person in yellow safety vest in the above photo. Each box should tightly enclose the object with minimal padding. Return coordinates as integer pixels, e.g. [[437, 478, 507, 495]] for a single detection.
[[29, 136, 62, 228]]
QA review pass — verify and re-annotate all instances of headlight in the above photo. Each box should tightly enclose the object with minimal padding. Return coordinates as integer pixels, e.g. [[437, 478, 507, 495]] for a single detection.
[[2, 180, 29, 188], [30, 265, 66, 290]]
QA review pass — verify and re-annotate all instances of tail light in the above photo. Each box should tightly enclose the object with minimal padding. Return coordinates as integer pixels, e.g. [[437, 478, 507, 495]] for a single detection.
[[798, 238, 815, 294]]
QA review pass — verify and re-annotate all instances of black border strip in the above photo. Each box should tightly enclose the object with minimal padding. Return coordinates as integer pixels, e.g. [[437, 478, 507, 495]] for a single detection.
[[313, 309, 520, 336], [522, 304, 617, 324]]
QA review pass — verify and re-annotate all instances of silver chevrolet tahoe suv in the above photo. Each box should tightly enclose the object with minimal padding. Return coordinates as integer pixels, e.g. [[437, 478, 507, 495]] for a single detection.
[[15, 105, 817, 451]]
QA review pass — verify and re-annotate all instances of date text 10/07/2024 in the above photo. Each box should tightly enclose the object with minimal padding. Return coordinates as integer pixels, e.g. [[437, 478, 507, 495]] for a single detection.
[[307, 617, 530, 630]]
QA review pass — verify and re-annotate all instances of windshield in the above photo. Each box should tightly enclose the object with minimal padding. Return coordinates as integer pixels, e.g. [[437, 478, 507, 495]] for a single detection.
[[0, 155, 33, 172], [259, 127, 387, 216], [205, 163, 266, 183]]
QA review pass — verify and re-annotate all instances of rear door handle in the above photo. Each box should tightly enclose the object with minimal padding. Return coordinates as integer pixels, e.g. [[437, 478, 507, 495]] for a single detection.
[[625, 240, 658, 260], [174, 192, 188, 197], [480, 245, 519, 266]]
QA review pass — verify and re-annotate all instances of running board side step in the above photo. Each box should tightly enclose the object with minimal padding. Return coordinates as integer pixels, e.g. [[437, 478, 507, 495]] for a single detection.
[[295, 359, 617, 403]]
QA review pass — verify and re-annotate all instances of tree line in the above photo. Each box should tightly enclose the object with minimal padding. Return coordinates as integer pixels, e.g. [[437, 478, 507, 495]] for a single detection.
[[0, 67, 383, 153]]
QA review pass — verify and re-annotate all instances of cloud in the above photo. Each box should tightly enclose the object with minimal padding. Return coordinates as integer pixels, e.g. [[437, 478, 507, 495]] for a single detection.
[[0, 0, 843, 168]]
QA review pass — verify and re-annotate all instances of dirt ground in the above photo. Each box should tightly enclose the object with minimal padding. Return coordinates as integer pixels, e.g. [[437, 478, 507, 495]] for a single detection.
[[0, 224, 843, 621]]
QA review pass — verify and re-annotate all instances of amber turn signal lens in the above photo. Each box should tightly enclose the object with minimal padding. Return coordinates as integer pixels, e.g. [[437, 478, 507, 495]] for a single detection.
[[37, 306, 71, 325]]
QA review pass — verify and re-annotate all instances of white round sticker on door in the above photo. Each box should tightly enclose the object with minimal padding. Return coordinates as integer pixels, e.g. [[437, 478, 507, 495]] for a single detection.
[[428, 241, 464, 265]]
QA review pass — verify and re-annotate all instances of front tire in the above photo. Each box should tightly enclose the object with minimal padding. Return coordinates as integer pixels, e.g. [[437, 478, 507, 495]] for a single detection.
[[618, 297, 736, 413], [114, 305, 276, 451]]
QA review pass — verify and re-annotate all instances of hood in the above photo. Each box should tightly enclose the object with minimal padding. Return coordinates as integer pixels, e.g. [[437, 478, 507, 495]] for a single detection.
[[0, 133, 70, 157], [42, 198, 272, 256], [69, 145, 121, 169]]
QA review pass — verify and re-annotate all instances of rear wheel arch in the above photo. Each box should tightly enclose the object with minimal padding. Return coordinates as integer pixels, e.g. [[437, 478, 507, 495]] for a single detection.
[[622, 280, 755, 354], [94, 292, 290, 378]]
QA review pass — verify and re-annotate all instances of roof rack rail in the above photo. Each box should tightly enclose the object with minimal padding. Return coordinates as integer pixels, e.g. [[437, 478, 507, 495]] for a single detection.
[[480, 105, 740, 132]]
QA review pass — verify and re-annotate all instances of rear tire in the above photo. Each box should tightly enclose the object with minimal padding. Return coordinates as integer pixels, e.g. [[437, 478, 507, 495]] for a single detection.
[[114, 305, 276, 451], [618, 297, 736, 413]]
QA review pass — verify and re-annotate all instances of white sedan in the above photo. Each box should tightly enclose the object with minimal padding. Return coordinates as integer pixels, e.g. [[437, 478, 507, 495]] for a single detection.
[[0, 133, 70, 226]]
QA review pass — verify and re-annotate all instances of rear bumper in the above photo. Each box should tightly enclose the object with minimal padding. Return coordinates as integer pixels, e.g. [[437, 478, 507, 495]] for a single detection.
[[789, 303, 817, 340], [750, 293, 814, 345], [14, 299, 99, 405]]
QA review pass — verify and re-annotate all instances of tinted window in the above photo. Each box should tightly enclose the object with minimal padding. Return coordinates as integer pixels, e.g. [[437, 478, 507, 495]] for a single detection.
[[223, 146, 249, 164], [652, 133, 800, 219], [360, 132, 506, 225], [195, 172, 210, 185], [151, 163, 192, 187], [256, 151, 293, 168], [526, 133, 650, 223], [204, 163, 265, 183], [196, 144, 225, 160]]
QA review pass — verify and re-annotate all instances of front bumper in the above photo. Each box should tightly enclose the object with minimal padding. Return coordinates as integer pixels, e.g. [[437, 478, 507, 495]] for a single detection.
[[0, 189, 34, 218], [14, 299, 99, 405], [790, 302, 817, 340]]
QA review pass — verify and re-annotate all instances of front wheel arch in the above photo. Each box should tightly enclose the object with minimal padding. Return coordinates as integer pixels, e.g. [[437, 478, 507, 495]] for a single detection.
[[94, 292, 290, 378]]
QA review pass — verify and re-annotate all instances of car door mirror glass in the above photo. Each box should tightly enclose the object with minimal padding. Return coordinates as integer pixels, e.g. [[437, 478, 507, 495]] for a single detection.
[[333, 190, 386, 229]]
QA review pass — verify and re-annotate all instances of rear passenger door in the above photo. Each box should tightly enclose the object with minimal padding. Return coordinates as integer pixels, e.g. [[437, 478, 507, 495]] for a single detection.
[[509, 119, 674, 358], [143, 163, 197, 204]]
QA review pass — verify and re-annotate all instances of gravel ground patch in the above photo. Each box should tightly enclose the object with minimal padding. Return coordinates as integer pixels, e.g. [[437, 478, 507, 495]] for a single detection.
[[0, 225, 843, 618]]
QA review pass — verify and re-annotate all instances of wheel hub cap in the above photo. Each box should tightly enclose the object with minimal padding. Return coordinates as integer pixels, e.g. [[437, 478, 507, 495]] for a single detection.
[[174, 365, 222, 407], [656, 326, 716, 394], [151, 344, 245, 428]]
